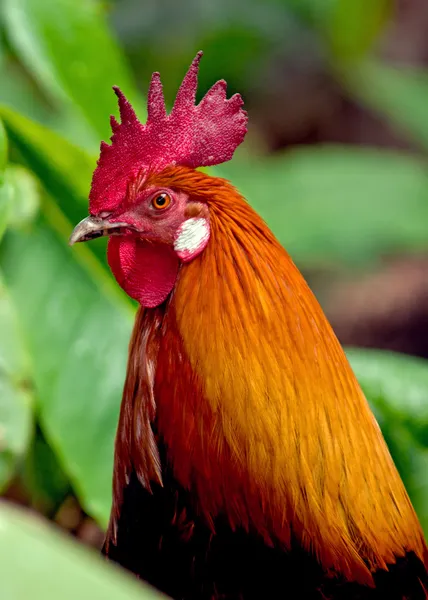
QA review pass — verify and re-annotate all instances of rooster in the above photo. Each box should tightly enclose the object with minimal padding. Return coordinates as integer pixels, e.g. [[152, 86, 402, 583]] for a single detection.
[[70, 53, 428, 599]]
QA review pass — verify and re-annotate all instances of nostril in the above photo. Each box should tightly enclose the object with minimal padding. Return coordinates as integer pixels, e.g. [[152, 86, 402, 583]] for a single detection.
[[80, 229, 106, 242]]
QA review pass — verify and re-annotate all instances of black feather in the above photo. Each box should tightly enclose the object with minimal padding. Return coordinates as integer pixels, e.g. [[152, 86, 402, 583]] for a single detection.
[[103, 439, 428, 600]]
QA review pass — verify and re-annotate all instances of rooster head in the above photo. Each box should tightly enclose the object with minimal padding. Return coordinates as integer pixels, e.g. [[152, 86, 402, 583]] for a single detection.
[[70, 52, 247, 307]]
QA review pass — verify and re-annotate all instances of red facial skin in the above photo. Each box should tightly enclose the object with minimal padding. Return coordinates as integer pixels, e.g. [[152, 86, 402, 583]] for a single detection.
[[100, 187, 190, 243], [96, 187, 207, 307]]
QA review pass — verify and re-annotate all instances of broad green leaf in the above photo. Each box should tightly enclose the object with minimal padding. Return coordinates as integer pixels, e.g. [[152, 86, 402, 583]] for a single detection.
[[0, 54, 57, 127], [22, 426, 71, 515], [0, 105, 111, 267], [345, 61, 428, 152], [325, 0, 390, 62], [2, 0, 143, 147], [0, 118, 7, 172], [0, 273, 34, 490], [378, 424, 428, 537], [218, 146, 428, 267], [0, 24, 4, 70], [0, 502, 165, 599], [0, 56, 101, 152], [0, 104, 94, 201], [5, 164, 40, 228], [0, 118, 10, 238], [0, 178, 12, 242], [348, 348, 428, 448], [348, 348, 428, 534], [1, 221, 134, 526]]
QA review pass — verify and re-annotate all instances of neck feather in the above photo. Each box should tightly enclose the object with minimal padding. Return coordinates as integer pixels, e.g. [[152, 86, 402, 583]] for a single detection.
[[114, 168, 427, 582], [162, 170, 427, 583]]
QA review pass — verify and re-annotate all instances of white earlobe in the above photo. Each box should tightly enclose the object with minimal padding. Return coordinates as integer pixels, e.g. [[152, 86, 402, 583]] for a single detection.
[[174, 218, 210, 262]]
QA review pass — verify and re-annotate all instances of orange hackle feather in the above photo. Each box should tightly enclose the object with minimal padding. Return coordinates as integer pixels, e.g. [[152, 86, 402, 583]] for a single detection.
[[108, 165, 427, 591]]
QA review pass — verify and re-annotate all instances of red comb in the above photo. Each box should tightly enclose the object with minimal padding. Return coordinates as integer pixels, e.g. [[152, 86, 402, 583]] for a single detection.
[[89, 51, 248, 214]]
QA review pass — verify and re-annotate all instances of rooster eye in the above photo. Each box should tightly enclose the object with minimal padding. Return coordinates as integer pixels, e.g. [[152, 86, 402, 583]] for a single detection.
[[152, 193, 171, 210]]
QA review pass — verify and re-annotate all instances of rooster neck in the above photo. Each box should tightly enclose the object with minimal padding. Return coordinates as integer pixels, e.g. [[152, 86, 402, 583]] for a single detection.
[[108, 172, 427, 585], [158, 186, 426, 584]]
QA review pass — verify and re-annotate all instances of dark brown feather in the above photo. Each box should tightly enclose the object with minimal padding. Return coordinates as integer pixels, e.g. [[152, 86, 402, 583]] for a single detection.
[[104, 462, 428, 599]]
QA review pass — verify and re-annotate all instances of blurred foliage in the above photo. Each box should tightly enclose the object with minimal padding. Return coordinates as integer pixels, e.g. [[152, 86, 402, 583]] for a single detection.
[[21, 426, 70, 515], [0, 0, 428, 595], [346, 61, 428, 151], [0, 501, 163, 599], [5, 164, 40, 227], [0, 274, 33, 490], [219, 148, 428, 267], [348, 349, 428, 535], [0, 119, 7, 172], [324, 0, 391, 61]]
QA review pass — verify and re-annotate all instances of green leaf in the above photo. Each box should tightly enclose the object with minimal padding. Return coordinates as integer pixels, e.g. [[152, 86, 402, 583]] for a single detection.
[[0, 272, 34, 490], [0, 105, 111, 265], [21, 425, 70, 515], [0, 104, 94, 200], [379, 424, 428, 537], [0, 502, 165, 599], [0, 178, 12, 242], [344, 61, 428, 152], [218, 146, 428, 267], [0, 118, 7, 173], [0, 56, 101, 152], [0, 54, 56, 127], [2, 0, 143, 146], [0, 162, 40, 240], [348, 348, 428, 534], [5, 164, 40, 228], [1, 221, 134, 526], [348, 348, 428, 448]]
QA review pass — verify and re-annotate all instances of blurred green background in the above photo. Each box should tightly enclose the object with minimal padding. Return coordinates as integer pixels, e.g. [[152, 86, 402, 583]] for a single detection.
[[1, 0, 428, 597]]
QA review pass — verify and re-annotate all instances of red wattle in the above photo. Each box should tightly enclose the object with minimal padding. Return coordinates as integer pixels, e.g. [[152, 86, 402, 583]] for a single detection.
[[107, 237, 179, 308]]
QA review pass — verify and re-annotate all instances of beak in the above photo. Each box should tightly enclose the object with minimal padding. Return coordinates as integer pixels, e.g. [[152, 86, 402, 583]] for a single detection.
[[69, 216, 129, 246]]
